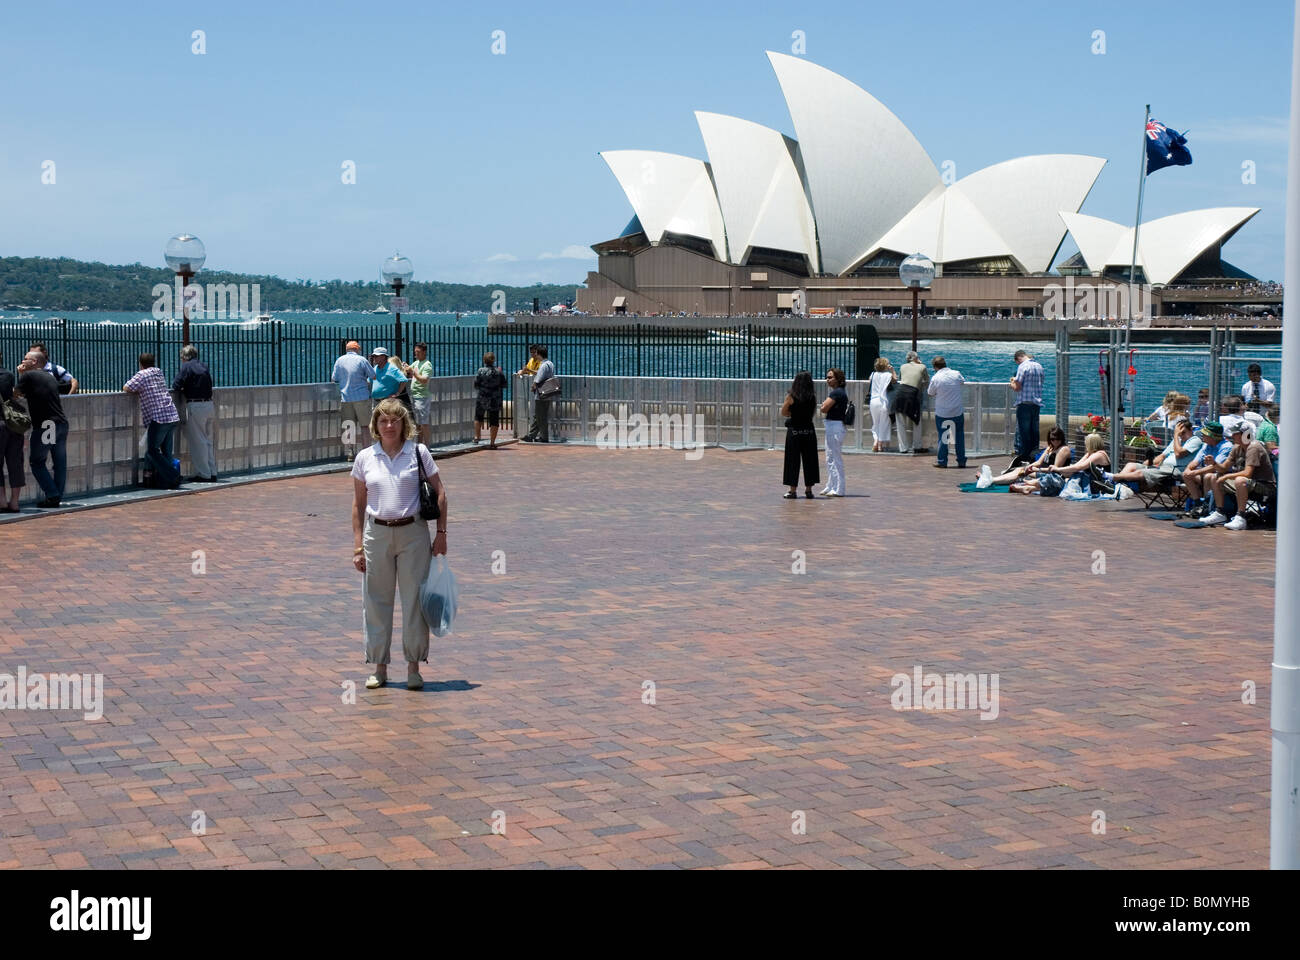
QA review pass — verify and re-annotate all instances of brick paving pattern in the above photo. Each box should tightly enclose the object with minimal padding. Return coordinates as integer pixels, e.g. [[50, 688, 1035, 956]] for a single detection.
[[0, 446, 1273, 868]]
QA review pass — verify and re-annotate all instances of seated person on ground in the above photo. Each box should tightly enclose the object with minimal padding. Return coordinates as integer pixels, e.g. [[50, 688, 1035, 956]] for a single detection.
[[1181, 421, 1235, 515], [1107, 416, 1201, 489], [986, 426, 1071, 485], [1200, 421, 1277, 530], [1011, 431, 1108, 496]]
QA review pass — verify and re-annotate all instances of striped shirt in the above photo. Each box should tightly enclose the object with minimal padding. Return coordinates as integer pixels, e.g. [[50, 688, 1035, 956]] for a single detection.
[[124, 366, 180, 425], [351, 440, 438, 520], [1014, 359, 1044, 407]]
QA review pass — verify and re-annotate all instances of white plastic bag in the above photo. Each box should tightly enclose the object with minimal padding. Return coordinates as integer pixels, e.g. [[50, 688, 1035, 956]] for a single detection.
[[1060, 477, 1089, 501], [976, 465, 994, 489], [418, 555, 459, 637]]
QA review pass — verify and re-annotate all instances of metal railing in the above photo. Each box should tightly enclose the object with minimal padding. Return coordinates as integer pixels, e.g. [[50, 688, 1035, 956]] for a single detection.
[[18, 376, 478, 505], [512, 375, 1015, 456]]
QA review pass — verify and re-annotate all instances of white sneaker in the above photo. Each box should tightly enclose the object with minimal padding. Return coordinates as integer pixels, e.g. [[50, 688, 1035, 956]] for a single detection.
[[1199, 510, 1228, 526], [1224, 515, 1248, 531], [1116, 484, 1134, 500], [976, 465, 994, 489]]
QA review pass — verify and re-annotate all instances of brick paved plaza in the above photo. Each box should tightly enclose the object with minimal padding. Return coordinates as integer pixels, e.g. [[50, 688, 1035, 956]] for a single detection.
[[0, 445, 1274, 869]]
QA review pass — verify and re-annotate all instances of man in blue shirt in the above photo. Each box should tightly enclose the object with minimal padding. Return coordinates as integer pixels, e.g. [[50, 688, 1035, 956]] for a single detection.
[[331, 340, 375, 461], [369, 348, 408, 402], [1181, 421, 1234, 515], [1010, 349, 1044, 462]]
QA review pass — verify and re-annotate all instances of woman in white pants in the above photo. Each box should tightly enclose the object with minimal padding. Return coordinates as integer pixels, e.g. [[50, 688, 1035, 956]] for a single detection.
[[868, 357, 896, 452], [817, 367, 849, 496], [351, 397, 448, 691]]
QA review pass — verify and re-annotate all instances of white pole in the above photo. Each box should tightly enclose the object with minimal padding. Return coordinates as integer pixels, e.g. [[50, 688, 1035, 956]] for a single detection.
[[1272, 0, 1300, 870]]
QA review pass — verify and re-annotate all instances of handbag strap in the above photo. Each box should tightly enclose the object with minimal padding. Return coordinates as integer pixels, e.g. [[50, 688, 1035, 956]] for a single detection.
[[415, 443, 428, 481]]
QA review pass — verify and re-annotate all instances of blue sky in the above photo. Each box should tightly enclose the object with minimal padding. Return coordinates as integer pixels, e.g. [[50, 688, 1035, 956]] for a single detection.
[[0, 0, 1292, 287]]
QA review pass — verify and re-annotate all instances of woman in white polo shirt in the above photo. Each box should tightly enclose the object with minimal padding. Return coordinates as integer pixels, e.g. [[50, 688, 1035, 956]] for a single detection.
[[351, 397, 448, 690]]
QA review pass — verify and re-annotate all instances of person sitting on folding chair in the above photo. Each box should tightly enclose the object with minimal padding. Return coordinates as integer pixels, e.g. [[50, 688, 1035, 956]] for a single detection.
[[1200, 421, 1277, 530], [1106, 416, 1200, 493]]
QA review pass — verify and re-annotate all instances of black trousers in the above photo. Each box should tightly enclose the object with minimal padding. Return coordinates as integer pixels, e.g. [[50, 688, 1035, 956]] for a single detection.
[[783, 428, 820, 487]]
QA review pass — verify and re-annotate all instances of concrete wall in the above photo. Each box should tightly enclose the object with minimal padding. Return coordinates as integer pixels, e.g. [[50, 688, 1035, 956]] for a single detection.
[[18, 378, 478, 505]]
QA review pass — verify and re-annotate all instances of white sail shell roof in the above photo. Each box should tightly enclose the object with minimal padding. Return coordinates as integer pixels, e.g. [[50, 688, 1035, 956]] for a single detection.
[[766, 51, 941, 276], [599, 150, 728, 261], [872, 155, 1105, 273], [694, 111, 819, 273], [1060, 207, 1259, 285]]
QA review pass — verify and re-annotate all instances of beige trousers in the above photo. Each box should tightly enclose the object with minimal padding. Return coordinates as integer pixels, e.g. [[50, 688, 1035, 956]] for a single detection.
[[363, 517, 432, 664], [340, 399, 373, 456]]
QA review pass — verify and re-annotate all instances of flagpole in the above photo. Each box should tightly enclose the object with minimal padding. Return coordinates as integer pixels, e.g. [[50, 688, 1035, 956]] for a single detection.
[[1270, 0, 1300, 871], [1114, 105, 1150, 470], [1126, 104, 1150, 352]]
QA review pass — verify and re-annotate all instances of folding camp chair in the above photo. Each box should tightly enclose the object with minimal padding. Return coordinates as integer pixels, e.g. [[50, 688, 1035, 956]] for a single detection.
[[1134, 473, 1184, 512]]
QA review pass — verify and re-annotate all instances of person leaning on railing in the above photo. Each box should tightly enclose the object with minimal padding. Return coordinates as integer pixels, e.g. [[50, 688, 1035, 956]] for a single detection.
[[521, 345, 555, 443], [172, 344, 218, 483], [0, 348, 27, 513]]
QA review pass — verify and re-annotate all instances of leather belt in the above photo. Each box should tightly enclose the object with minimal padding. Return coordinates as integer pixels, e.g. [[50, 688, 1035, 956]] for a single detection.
[[372, 515, 416, 527]]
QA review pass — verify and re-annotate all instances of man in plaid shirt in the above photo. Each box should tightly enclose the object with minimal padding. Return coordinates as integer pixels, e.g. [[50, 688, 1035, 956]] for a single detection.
[[1010, 349, 1044, 461], [124, 352, 182, 489]]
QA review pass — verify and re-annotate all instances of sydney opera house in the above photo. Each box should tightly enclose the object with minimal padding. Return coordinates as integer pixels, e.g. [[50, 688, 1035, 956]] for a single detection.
[[576, 52, 1265, 320]]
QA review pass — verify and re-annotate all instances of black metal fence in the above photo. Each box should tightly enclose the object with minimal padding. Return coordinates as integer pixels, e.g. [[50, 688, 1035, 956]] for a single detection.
[[0, 319, 876, 392]]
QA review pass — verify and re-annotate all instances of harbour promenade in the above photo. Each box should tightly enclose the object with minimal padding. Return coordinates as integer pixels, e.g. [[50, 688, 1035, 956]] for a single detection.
[[0, 445, 1271, 869]]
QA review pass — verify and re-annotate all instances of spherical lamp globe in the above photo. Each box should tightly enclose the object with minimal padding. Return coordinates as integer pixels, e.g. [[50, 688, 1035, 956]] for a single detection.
[[164, 234, 206, 274], [381, 253, 414, 286]]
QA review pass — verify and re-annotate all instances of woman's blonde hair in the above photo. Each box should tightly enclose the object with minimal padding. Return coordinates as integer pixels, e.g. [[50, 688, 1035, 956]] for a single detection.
[[369, 397, 417, 441], [1085, 432, 1105, 454], [874, 356, 889, 372]]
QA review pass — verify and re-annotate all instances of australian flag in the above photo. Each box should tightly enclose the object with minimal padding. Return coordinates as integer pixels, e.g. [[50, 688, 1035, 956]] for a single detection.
[[1146, 119, 1192, 174]]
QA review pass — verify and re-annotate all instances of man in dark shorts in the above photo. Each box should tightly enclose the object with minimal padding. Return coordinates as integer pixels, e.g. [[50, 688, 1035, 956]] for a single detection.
[[473, 352, 507, 449], [13, 349, 68, 508]]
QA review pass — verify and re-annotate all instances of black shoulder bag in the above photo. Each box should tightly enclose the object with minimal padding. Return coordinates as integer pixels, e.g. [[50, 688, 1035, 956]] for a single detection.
[[415, 444, 440, 521]]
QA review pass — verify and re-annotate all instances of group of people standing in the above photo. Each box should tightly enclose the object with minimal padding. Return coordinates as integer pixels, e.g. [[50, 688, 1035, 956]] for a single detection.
[[779, 352, 977, 497], [332, 341, 436, 457], [0, 342, 217, 509]]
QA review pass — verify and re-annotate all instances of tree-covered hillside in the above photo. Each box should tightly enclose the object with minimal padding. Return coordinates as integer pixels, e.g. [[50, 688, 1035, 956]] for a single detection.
[[0, 256, 581, 312]]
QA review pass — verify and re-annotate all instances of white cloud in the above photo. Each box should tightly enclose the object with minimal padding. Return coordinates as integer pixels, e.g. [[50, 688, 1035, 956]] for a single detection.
[[537, 245, 596, 260], [485, 252, 518, 262]]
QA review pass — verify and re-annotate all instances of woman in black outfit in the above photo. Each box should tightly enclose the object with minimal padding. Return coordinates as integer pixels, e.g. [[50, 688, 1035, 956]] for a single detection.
[[781, 371, 820, 499]]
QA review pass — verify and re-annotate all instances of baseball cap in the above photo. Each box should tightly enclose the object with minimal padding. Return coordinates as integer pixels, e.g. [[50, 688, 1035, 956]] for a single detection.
[[370, 347, 389, 357], [345, 340, 361, 352], [1199, 421, 1223, 439]]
